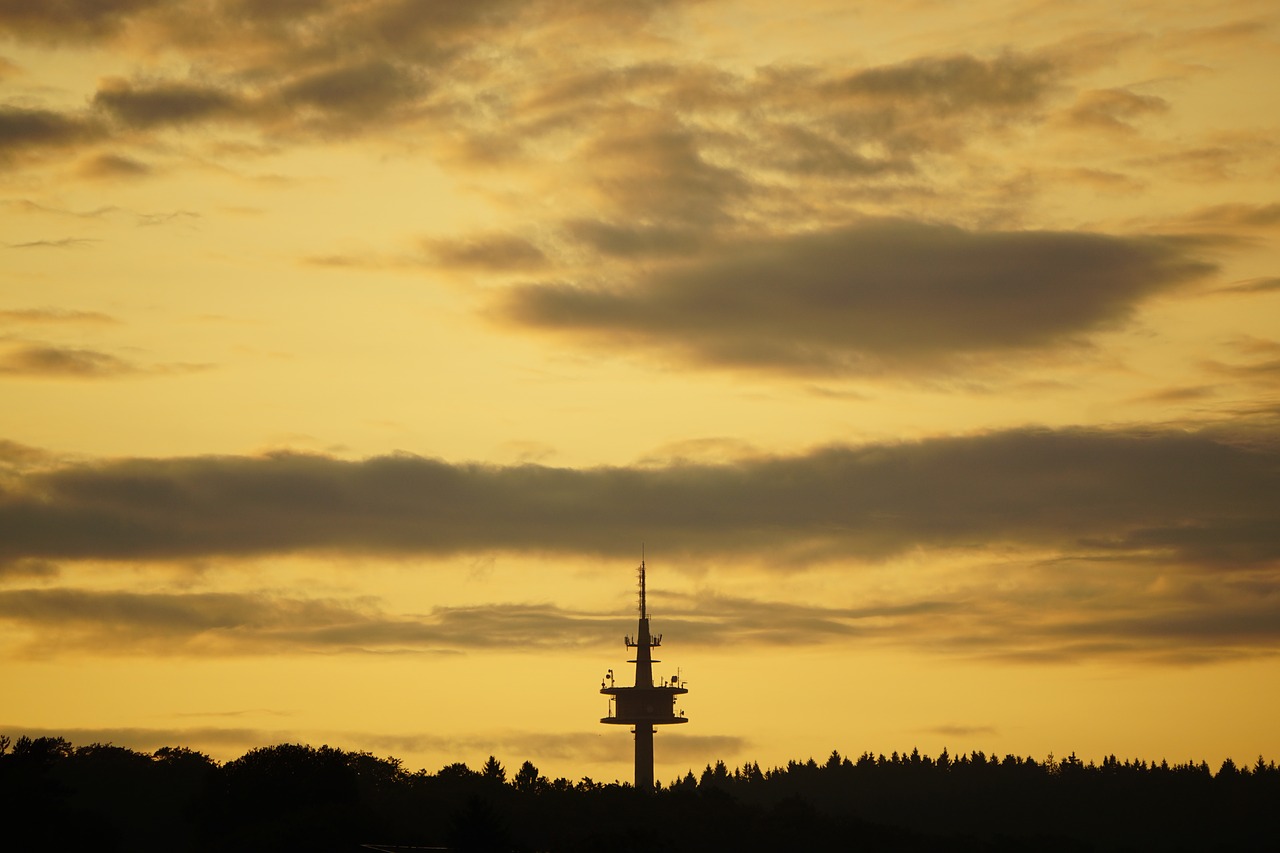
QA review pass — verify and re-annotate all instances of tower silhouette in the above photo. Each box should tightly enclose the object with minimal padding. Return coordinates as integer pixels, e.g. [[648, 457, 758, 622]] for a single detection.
[[600, 560, 688, 790]]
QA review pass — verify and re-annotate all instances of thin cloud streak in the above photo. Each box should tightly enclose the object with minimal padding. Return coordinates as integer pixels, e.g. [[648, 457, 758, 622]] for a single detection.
[[2, 570, 1275, 665]]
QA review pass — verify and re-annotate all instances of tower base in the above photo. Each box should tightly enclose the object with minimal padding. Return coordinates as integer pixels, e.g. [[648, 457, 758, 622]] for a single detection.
[[634, 724, 654, 790]]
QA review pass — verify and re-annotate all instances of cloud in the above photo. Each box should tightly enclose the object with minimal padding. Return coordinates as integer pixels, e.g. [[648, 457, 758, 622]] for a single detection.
[[501, 218, 1215, 375], [88, 61, 429, 141], [0, 559, 58, 580], [5, 237, 98, 249], [0, 587, 397, 655], [924, 725, 998, 739], [1128, 385, 1217, 404], [93, 78, 244, 128], [1204, 345, 1280, 385], [1057, 88, 1169, 133], [0, 106, 101, 161], [580, 120, 750, 226], [1173, 203, 1280, 232], [0, 308, 118, 324], [6, 566, 1275, 665], [1216, 277, 1280, 295], [0, 583, 949, 657], [423, 233, 549, 272], [0, 438, 56, 469], [4, 199, 194, 225], [277, 59, 426, 122], [564, 219, 705, 259], [0, 345, 136, 377], [81, 153, 152, 178], [0, 0, 163, 43], [825, 53, 1054, 111], [0, 342, 213, 378], [0, 425, 1275, 571], [0, 586, 659, 657]]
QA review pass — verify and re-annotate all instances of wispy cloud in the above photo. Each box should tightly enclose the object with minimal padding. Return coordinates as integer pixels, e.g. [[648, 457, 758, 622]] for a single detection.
[[5, 237, 98, 249], [4, 569, 1275, 665], [0, 308, 118, 324], [0, 343, 212, 379], [77, 152, 153, 179]]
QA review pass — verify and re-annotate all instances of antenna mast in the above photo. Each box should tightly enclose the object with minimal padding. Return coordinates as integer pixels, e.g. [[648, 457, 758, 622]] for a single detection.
[[638, 557, 647, 619]]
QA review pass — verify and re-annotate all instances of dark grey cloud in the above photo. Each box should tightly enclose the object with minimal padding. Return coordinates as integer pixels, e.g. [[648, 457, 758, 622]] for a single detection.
[[825, 53, 1055, 112], [0, 438, 56, 468], [277, 59, 426, 123], [1129, 385, 1217, 404], [0, 425, 1274, 570], [503, 219, 1215, 374], [0, 588, 361, 637], [88, 61, 428, 139], [0, 106, 100, 159], [0, 558, 58, 580], [0, 344, 212, 378], [93, 79, 243, 128], [424, 233, 549, 272], [582, 122, 750, 226], [0, 345, 136, 377], [0, 0, 162, 42], [565, 219, 704, 259]]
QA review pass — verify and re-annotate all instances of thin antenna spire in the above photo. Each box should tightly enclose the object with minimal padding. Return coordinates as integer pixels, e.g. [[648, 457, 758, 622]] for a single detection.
[[638, 554, 647, 619]]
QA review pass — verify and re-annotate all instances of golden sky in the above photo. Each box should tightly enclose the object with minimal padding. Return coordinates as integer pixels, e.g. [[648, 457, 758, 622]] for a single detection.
[[2, 0, 1278, 783]]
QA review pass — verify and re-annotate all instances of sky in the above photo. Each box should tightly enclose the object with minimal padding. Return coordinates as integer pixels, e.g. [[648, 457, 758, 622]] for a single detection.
[[1, 0, 1278, 784]]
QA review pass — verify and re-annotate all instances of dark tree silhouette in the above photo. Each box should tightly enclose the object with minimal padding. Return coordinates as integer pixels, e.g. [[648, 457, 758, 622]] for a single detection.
[[2, 733, 1277, 851]]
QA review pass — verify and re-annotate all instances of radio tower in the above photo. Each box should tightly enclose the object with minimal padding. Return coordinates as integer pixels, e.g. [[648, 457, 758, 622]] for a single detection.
[[599, 559, 688, 790]]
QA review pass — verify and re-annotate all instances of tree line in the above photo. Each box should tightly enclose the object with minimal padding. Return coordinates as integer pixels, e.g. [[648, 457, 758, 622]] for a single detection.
[[2, 734, 1275, 851]]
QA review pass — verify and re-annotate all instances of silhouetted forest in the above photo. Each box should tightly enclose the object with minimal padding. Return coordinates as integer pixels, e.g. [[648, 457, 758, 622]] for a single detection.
[[3, 734, 1275, 851]]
